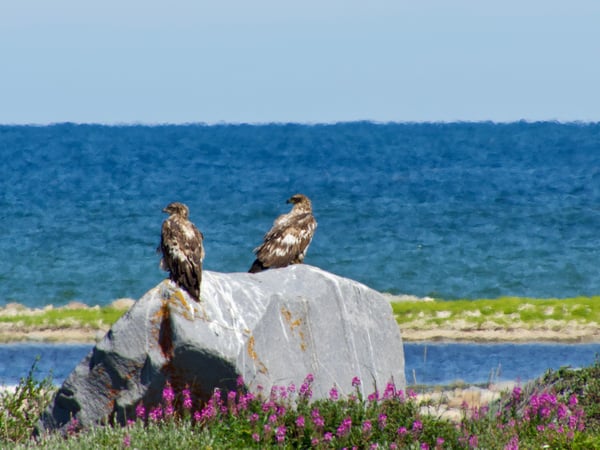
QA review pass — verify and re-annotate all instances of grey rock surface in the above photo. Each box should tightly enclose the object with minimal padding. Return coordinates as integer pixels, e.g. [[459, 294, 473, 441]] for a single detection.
[[38, 265, 405, 433]]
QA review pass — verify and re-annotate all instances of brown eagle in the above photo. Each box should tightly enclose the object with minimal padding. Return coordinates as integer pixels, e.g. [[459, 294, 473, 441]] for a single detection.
[[159, 202, 204, 301], [249, 194, 317, 273]]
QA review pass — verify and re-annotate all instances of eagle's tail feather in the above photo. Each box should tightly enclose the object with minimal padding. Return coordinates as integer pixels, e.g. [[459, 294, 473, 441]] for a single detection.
[[248, 259, 266, 273]]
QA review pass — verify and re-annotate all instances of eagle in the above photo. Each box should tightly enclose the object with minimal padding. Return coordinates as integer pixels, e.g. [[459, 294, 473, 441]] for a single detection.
[[159, 202, 204, 301], [249, 194, 317, 273]]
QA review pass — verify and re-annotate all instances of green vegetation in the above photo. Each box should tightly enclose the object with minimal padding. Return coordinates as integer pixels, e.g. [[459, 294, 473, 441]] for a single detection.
[[0, 359, 53, 443], [2, 360, 600, 449], [0, 306, 126, 330], [391, 296, 600, 330]]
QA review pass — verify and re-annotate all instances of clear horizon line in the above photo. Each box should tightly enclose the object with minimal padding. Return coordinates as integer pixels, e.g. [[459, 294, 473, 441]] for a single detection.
[[1, 118, 599, 127]]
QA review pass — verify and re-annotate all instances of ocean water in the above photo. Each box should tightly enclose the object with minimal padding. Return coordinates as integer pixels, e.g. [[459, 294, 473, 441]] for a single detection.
[[1, 343, 598, 387], [1, 122, 600, 307]]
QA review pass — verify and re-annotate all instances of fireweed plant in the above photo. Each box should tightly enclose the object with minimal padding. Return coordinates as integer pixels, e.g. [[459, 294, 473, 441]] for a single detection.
[[63, 374, 585, 449]]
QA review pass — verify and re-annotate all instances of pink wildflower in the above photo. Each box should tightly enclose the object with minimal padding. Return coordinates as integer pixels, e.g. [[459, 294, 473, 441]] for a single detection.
[[512, 386, 522, 402], [66, 417, 79, 435], [351, 376, 361, 387], [336, 416, 352, 437], [397, 426, 408, 436], [568, 415, 578, 430], [412, 420, 423, 432], [183, 388, 193, 410], [198, 403, 215, 422], [237, 375, 245, 387], [299, 375, 314, 399], [276, 425, 286, 443], [135, 403, 146, 419], [149, 406, 163, 422], [261, 400, 274, 413], [557, 403, 568, 419], [329, 386, 339, 400], [162, 381, 175, 404], [362, 420, 372, 434], [279, 385, 288, 399], [295, 415, 305, 428], [238, 392, 254, 410], [421, 443, 429, 450], [228, 390, 237, 402], [323, 432, 333, 442], [311, 408, 325, 428], [383, 381, 396, 399], [468, 435, 478, 448], [504, 435, 519, 450], [252, 433, 260, 442], [123, 434, 131, 447], [569, 394, 578, 407], [378, 413, 387, 429], [540, 406, 551, 419], [368, 390, 379, 402]]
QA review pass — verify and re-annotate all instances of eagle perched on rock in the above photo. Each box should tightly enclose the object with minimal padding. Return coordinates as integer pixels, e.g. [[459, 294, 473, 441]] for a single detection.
[[159, 202, 204, 301], [249, 194, 317, 273]]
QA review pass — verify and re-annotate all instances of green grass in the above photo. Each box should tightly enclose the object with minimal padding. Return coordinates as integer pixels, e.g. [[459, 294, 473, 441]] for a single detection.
[[0, 306, 127, 329], [391, 296, 600, 329]]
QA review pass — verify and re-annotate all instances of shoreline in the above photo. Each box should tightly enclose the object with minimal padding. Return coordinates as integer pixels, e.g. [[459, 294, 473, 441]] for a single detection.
[[400, 327, 600, 343], [0, 326, 598, 345], [1, 300, 599, 344]]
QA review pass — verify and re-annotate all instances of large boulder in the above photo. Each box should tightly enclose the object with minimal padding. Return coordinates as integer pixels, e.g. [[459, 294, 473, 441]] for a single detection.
[[38, 265, 405, 433]]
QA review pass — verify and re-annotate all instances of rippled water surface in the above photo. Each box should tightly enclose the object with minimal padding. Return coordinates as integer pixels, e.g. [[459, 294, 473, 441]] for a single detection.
[[1, 343, 598, 387], [2, 122, 600, 307]]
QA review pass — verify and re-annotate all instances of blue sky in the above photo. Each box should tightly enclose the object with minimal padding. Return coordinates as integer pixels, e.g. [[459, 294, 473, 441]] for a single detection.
[[2, 1, 599, 124]]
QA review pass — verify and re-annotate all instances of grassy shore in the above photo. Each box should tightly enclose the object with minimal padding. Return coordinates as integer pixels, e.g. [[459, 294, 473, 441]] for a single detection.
[[389, 295, 600, 343], [1, 296, 600, 343], [0, 300, 132, 343]]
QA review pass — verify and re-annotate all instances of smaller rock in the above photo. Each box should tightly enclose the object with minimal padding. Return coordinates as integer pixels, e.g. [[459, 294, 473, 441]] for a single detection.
[[110, 298, 136, 310]]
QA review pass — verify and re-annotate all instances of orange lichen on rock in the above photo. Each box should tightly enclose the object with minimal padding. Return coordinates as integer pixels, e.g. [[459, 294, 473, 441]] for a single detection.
[[246, 335, 268, 374], [280, 306, 308, 351]]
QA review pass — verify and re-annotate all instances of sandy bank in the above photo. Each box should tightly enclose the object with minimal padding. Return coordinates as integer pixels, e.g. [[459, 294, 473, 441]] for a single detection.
[[401, 325, 600, 343], [1, 323, 598, 345]]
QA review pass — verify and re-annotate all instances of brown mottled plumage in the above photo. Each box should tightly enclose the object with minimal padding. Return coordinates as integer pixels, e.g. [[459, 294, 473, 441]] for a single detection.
[[249, 194, 317, 273], [159, 202, 204, 301]]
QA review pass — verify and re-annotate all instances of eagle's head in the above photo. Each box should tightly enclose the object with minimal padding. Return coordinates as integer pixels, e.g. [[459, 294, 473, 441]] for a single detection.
[[286, 194, 312, 212], [163, 202, 190, 219]]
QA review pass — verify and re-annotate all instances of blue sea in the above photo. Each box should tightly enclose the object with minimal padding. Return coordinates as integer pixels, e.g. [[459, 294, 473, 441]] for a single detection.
[[2, 121, 600, 386], [1, 343, 599, 387], [1, 121, 599, 307]]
